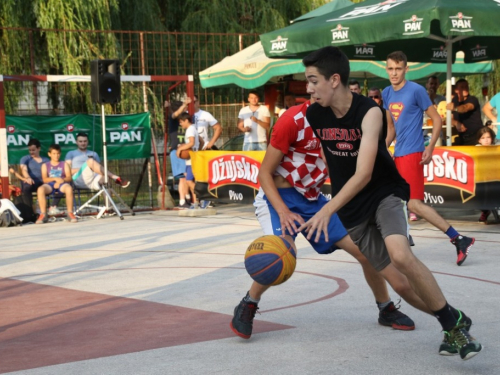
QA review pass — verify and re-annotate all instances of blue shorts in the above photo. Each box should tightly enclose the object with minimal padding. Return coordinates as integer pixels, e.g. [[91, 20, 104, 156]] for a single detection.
[[170, 152, 186, 178], [47, 181, 70, 195], [185, 165, 195, 181], [254, 188, 348, 254]]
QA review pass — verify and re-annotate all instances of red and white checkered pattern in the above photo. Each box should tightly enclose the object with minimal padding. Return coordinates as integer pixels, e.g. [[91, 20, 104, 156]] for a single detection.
[[271, 101, 327, 200]]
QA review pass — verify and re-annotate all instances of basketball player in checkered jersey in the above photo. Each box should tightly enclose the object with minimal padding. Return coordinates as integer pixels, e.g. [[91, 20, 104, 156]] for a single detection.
[[231, 93, 438, 341], [298, 46, 481, 360]]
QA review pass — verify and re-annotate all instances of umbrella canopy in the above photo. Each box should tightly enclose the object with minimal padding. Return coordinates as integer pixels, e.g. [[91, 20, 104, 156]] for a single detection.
[[199, 42, 492, 89], [260, 0, 500, 144], [292, 0, 354, 23]]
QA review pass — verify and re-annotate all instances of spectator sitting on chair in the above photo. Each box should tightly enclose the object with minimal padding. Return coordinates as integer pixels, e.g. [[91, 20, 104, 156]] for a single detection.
[[19, 138, 49, 211], [36, 144, 77, 224], [65, 133, 129, 191]]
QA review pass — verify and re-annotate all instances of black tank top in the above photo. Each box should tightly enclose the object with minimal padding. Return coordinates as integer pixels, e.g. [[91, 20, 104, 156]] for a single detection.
[[306, 93, 409, 227]]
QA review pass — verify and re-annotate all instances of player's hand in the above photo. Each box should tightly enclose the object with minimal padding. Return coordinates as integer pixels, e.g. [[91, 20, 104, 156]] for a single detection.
[[297, 207, 332, 243], [250, 116, 258, 123], [164, 100, 170, 108], [278, 210, 304, 237], [25, 177, 34, 185], [183, 97, 192, 105], [446, 102, 454, 111], [421, 147, 433, 165]]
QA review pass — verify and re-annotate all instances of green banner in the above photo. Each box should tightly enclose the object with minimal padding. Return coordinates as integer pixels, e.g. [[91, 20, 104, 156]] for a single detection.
[[5, 113, 151, 164]]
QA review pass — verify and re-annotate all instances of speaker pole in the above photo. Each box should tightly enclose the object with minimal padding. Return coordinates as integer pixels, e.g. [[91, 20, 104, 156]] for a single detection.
[[101, 103, 109, 207]]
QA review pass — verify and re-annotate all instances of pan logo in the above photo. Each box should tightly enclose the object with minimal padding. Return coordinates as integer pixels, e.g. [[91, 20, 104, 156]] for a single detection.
[[354, 44, 375, 58], [450, 12, 473, 33], [327, 0, 408, 22], [331, 24, 350, 44], [403, 15, 424, 35], [471, 44, 488, 60], [269, 36, 288, 54], [430, 46, 447, 62]]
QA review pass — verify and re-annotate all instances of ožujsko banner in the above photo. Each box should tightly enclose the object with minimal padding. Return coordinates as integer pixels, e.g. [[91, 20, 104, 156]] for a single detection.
[[5, 113, 151, 164], [192, 146, 500, 209]]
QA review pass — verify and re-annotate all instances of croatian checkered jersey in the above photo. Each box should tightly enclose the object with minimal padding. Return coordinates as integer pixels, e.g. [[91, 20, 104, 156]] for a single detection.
[[270, 101, 328, 200]]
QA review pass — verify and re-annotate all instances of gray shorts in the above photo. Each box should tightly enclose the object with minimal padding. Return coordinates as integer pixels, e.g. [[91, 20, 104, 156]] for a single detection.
[[72, 162, 102, 191], [346, 194, 408, 271]]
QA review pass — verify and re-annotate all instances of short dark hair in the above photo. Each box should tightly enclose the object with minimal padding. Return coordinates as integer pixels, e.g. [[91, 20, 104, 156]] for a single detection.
[[284, 92, 295, 97], [177, 112, 191, 122], [387, 51, 407, 66], [28, 138, 41, 148], [349, 79, 360, 88], [427, 75, 439, 82], [476, 126, 496, 144], [48, 144, 61, 152], [76, 132, 89, 140], [456, 78, 468, 86], [248, 90, 260, 98], [368, 87, 381, 93], [302, 46, 350, 86]]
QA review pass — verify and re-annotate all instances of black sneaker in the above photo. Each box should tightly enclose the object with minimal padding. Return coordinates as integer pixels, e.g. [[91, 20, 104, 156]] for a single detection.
[[439, 310, 472, 356], [451, 235, 475, 266], [408, 234, 415, 246], [478, 210, 490, 224], [444, 324, 482, 360], [230, 292, 259, 339], [378, 301, 415, 331]]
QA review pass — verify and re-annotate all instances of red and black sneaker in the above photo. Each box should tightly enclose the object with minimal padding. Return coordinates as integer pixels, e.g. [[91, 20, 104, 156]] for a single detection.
[[478, 211, 490, 224], [452, 235, 475, 266], [230, 292, 259, 339], [115, 177, 130, 188], [378, 301, 415, 331]]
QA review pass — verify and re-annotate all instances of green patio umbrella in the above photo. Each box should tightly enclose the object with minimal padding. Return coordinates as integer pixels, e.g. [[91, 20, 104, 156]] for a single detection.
[[199, 42, 492, 89], [291, 0, 354, 23], [260, 0, 500, 144]]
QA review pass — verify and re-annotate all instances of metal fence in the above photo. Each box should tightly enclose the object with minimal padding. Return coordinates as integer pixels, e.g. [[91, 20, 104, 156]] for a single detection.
[[1, 27, 260, 207]]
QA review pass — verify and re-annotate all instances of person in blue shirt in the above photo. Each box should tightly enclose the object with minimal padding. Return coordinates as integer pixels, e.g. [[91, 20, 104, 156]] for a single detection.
[[383, 51, 475, 267], [19, 138, 49, 209]]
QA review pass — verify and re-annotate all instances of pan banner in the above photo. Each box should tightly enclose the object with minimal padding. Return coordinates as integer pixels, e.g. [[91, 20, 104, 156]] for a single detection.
[[5, 113, 151, 164]]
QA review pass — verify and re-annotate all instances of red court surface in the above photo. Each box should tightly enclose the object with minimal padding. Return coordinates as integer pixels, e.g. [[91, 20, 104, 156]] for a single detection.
[[0, 278, 293, 373]]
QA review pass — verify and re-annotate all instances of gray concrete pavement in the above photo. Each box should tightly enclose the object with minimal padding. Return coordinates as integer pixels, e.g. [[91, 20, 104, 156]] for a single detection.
[[0, 204, 499, 374]]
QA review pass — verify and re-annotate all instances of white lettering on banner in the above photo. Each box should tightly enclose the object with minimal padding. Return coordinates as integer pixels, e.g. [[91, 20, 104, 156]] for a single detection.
[[269, 36, 288, 54], [449, 13, 473, 32], [331, 25, 350, 43], [471, 45, 488, 60], [403, 15, 423, 35], [424, 192, 445, 205], [431, 48, 447, 61], [327, 0, 408, 22], [7, 134, 30, 146], [110, 130, 142, 143], [424, 153, 468, 184], [354, 44, 375, 58], [54, 133, 76, 145], [211, 157, 259, 184], [229, 190, 243, 201]]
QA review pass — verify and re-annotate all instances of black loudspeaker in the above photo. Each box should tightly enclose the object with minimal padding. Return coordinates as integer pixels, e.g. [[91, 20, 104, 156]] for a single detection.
[[90, 59, 121, 104]]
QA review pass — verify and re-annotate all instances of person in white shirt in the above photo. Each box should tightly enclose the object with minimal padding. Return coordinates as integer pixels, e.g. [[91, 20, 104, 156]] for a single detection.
[[192, 95, 222, 150], [237, 91, 271, 151]]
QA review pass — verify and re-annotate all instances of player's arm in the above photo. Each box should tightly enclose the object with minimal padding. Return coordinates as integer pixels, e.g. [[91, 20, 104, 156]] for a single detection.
[[20, 163, 33, 184], [258, 145, 305, 237], [205, 123, 222, 150], [173, 98, 191, 119], [63, 163, 73, 183], [176, 136, 194, 156], [237, 118, 249, 133], [482, 101, 497, 123], [385, 110, 396, 148], [299, 108, 381, 243], [422, 104, 442, 164], [41, 164, 51, 183]]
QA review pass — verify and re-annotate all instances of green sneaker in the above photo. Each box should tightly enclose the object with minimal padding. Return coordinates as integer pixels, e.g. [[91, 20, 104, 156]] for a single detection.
[[439, 310, 472, 355], [445, 324, 482, 360]]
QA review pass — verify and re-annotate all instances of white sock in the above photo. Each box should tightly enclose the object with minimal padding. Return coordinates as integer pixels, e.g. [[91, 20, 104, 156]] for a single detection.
[[179, 199, 185, 205]]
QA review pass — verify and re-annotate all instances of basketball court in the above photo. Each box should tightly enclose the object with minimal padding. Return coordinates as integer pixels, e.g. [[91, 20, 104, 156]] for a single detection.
[[1, 204, 499, 374]]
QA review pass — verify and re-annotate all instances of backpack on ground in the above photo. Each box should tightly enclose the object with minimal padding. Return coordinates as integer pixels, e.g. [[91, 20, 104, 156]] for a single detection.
[[14, 197, 37, 223], [0, 209, 22, 227]]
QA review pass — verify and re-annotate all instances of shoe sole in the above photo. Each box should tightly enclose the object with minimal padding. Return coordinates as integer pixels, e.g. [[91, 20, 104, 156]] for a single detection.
[[229, 322, 251, 339], [378, 321, 415, 331], [462, 346, 483, 361], [439, 350, 458, 356], [457, 238, 475, 266]]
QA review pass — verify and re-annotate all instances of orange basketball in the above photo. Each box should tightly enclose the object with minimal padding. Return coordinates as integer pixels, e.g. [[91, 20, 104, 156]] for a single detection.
[[179, 149, 191, 160], [244, 235, 296, 286]]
